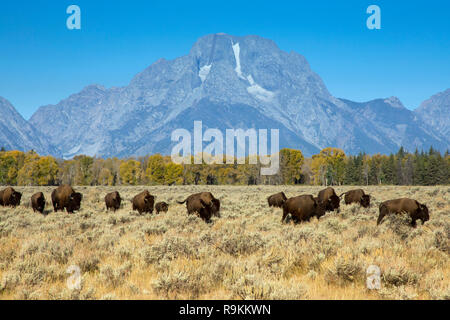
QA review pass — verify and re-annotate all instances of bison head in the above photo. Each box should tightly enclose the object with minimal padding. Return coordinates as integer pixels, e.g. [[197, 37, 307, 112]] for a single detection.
[[12, 191, 22, 206], [68, 192, 83, 212], [360, 194, 371, 208], [36, 197, 45, 212], [314, 199, 326, 219], [144, 194, 155, 212], [419, 203, 429, 223], [211, 198, 221, 218], [329, 194, 340, 211], [199, 198, 212, 209]]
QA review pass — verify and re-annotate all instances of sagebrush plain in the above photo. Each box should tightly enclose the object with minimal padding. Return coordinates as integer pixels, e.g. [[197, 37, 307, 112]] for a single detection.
[[0, 185, 448, 300]]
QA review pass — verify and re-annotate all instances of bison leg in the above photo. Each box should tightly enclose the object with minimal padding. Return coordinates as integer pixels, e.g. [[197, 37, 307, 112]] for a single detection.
[[281, 207, 289, 223], [377, 205, 388, 225], [410, 218, 417, 228]]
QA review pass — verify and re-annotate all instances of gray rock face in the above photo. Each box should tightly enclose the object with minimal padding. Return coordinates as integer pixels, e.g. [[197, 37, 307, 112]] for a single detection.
[[415, 89, 450, 138], [340, 97, 448, 154], [27, 33, 449, 158], [0, 97, 59, 155]]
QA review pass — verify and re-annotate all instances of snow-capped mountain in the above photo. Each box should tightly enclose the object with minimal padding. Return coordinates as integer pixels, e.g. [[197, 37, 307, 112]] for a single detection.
[[22, 34, 450, 158], [0, 97, 59, 156]]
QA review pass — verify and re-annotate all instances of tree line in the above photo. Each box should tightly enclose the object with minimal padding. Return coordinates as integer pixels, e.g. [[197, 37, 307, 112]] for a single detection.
[[0, 146, 448, 186]]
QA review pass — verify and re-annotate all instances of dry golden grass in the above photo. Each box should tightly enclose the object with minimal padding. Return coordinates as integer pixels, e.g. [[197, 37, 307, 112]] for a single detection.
[[0, 185, 448, 300]]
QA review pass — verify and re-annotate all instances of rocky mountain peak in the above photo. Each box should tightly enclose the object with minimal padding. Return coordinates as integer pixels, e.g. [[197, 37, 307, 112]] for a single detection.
[[414, 88, 450, 137], [383, 96, 405, 109]]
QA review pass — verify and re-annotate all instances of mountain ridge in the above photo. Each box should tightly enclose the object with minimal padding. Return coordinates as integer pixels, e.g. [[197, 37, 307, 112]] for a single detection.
[[0, 97, 60, 156], [1, 33, 448, 157]]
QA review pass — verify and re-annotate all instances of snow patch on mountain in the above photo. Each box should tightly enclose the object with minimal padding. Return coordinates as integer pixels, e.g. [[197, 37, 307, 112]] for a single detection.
[[199, 64, 212, 82], [232, 42, 245, 79], [246, 75, 275, 102]]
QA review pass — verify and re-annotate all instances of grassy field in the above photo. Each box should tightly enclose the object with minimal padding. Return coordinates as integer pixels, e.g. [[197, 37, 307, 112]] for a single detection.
[[0, 185, 448, 300]]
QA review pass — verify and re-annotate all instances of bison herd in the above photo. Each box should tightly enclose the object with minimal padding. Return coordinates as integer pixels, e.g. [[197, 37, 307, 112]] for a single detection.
[[0, 186, 221, 223], [0, 185, 430, 227], [268, 187, 429, 227]]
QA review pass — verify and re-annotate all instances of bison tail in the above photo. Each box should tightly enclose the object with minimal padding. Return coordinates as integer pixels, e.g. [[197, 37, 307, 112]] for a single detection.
[[177, 199, 187, 205], [338, 192, 346, 198]]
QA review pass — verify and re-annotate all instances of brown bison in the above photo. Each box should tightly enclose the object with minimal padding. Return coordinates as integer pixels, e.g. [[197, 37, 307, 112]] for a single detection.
[[267, 192, 287, 208], [281, 195, 326, 223], [105, 191, 121, 212], [377, 198, 429, 227], [51, 185, 83, 214], [339, 189, 371, 208], [211, 197, 221, 218], [31, 192, 46, 213], [0, 187, 22, 207], [318, 187, 340, 212], [131, 190, 155, 214], [177, 192, 220, 222], [155, 202, 169, 214]]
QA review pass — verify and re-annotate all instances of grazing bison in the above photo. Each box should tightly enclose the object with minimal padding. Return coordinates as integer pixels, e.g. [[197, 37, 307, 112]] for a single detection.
[[0, 187, 22, 207], [31, 192, 46, 213], [378, 198, 429, 227], [51, 185, 83, 214], [177, 192, 220, 222], [281, 195, 326, 223], [318, 187, 340, 212], [105, 191, 121, 212], [211, 197, 221, 218], [132, 190, 155, 214], [339, 189, 371, 208], [155, 202, 169, 214], [267, 192, 287, 208]]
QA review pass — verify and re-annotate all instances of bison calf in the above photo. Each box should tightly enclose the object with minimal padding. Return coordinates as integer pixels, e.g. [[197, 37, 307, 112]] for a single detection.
[[132, 190, 155, 214], [340, 189, 371, 208], [282, 195, 326, 223], [0, 187, 22, 208], [31, 192, 46, 214], [378, 198, 429, 227], [105, 191, 122, 212], [155, 202, 169, 214], [267, 192, 287, 208]]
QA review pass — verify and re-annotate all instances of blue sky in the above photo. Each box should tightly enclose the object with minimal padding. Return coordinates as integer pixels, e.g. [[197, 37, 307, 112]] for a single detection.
[[0, 0, 449, 119]]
